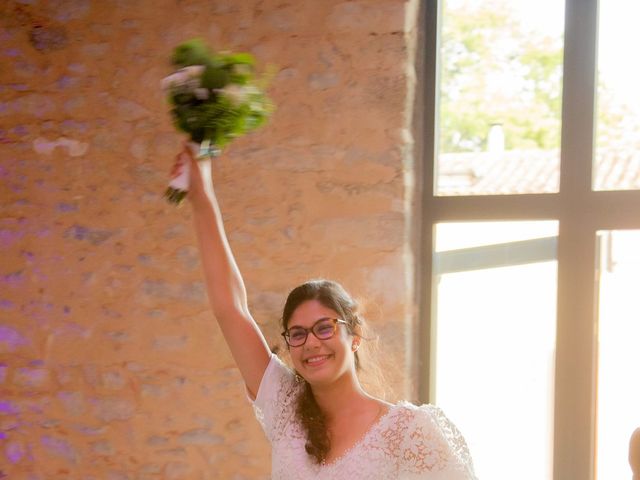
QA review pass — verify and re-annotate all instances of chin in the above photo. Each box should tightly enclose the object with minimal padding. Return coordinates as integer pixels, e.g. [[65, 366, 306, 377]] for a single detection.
[[300, 354, 350, 386]]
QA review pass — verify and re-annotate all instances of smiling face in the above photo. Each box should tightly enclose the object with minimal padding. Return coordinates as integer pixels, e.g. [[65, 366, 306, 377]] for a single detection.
[[286, 299, 358, 387]]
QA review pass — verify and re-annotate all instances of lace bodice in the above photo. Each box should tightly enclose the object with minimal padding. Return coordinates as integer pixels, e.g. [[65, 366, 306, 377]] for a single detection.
[[251, 354, 477, 480]]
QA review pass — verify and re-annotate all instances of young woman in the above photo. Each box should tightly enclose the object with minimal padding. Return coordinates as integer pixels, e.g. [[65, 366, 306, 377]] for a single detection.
[[176, 143, 476, 479]]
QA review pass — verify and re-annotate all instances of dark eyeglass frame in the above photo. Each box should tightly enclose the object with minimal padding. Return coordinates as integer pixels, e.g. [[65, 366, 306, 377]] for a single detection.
[[281, 317, 348, 347]]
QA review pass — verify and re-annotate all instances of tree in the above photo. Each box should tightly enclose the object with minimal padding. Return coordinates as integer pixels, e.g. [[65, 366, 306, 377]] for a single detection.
[[439, 0, 563, 153]]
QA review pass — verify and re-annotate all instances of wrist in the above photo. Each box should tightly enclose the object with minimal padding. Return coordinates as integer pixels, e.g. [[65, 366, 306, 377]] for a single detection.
[[188, 188, 215, 211]]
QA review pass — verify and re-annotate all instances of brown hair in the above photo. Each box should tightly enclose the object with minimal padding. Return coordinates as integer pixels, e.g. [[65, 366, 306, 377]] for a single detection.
[[281, 279, 365, 464]]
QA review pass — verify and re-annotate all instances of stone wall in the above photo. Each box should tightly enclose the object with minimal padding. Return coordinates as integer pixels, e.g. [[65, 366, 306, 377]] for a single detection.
[[0, 0, 421, 477]]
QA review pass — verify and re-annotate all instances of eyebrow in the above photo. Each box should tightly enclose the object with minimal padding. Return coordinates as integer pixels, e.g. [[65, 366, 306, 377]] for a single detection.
[[287, 317, 333, 329]]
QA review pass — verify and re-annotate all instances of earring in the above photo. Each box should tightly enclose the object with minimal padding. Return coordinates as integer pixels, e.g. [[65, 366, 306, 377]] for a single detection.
[[352, 343, 360, 352]]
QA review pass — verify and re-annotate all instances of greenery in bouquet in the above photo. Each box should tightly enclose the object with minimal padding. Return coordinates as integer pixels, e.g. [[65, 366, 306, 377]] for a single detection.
[[162, 38, 274, 152]]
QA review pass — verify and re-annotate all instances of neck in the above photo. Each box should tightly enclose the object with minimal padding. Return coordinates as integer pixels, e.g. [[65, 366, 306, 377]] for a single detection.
[[310, 370, 371, 421]]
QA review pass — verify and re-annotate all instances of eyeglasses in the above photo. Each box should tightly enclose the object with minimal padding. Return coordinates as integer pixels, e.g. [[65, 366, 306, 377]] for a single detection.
[[281, 317, 347, 347]]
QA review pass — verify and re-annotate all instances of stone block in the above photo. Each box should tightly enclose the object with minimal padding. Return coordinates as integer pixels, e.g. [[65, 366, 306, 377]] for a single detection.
[[40, 435, 78, 463], [13, 367, 50, 389], [178, 428, 223, 446], [91, 397, 135, 422]]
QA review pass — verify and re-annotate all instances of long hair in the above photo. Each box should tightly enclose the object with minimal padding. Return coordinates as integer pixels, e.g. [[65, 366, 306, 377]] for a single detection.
[[281, 279, 366, 464]]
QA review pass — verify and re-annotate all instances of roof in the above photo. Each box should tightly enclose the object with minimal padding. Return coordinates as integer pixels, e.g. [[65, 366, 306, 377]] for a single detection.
[[437, 148, 640, 195]]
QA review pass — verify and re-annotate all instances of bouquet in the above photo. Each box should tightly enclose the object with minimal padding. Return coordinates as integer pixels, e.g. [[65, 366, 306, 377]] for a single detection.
[[162, 38, 274, 204]]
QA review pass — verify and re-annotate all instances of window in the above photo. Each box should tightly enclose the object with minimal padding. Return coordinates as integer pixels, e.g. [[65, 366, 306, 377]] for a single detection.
[[595, 230, 640, 479], [594, 1, 640, 191], [417, 1, 640, 479], [434, 221, 557, 479]]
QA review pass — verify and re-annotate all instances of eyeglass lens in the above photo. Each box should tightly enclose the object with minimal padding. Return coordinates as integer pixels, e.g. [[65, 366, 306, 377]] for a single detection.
[[287, 318, 337, 346]]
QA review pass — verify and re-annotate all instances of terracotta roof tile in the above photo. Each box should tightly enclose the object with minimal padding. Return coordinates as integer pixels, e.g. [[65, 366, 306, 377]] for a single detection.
[[437, 148, 640, 195]]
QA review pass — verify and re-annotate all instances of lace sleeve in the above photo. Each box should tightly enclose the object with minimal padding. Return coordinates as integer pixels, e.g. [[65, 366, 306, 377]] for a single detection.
[[399, 403, 477, 480], [251, 354, 300, 442]]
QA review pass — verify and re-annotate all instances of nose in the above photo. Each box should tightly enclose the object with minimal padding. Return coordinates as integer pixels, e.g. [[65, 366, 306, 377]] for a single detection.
[[304, 330, 322, 349]]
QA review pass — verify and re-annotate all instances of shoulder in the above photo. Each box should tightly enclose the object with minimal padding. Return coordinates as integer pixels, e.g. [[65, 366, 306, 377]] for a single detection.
[[256, 353, 300, 401], [393, 401, 477, 478], [392, 400, 447, 429], [252, 354, 302, 432], [397, 401, 468, 451]]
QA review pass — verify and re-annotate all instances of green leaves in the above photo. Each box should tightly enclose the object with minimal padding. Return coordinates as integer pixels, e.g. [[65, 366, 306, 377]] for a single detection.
[[201, 66, 229, 89], [171, 38, 213, 68], [164, 38, 274, 146]]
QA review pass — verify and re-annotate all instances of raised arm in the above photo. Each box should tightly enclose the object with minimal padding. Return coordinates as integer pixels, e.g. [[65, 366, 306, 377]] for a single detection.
[[179, 143, 271, 397]]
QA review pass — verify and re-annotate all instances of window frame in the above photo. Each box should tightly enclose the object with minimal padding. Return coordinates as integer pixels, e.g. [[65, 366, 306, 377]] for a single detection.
[[415, 0, 640, 478]]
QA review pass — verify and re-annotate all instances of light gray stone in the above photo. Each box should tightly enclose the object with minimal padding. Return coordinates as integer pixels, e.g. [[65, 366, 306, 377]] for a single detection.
[[146, 435, 169, 446], [63, 225, 117, 245], [178, 429, 223, 446], [29, 25, 68, 51], [90, 440, 114, 455], [57, 391, 85, 415], [117, 98, 151, 121], [41, 435, 78, 463], [13, 367, 49, 389], [91, 397, 136, 422], [308, 72, 339, 90], [51, 0, 91, 21], [141, 383, 167, 397], [165, 461, 191, 480], [102, 371, 126, 390], [152, 335, 188, 351], [176, 246, 199, 270], [0, 325, 28, 351]]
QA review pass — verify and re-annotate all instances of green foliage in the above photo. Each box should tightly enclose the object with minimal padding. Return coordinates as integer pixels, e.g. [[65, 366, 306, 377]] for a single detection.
[[201, 66, 229, 89], [171, 38, 215, 68], [164, 38, 274, 147], [439, 1, 563, 153], [169, 87, 272, 147]]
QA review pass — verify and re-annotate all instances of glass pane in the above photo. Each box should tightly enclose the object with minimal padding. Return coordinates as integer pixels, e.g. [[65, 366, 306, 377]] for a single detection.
[[437, 0, 565, 195], [594, 3, 640, 191], [595, 231, 640, 479], [434, 221, 558, 480]]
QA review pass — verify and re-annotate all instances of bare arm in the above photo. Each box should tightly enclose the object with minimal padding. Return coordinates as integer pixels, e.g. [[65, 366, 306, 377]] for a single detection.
[[180, 143, 271, 397], [631, 427, 640, 480]]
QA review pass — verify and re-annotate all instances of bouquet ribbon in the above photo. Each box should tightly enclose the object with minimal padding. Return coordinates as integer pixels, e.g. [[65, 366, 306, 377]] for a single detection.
[[165, 140, 219, 204]]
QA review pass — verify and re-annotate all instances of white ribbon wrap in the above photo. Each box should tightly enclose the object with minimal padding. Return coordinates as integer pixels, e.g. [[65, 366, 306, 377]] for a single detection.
[[168, 141, 199, 192]]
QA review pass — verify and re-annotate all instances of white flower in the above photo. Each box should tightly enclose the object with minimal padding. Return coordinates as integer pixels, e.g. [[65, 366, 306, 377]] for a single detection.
[[160, 65, 205, 92], [194, 88, 209, 100], [181, 65, 205, 78], [218, 84, 247, 105], [232, 64, 252, 76], [161, 72, 182, 92]]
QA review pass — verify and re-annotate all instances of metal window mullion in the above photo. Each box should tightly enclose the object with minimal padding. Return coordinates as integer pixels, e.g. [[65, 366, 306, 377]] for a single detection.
[[416, 0, 440, 404], [555, 0, 600, 479]]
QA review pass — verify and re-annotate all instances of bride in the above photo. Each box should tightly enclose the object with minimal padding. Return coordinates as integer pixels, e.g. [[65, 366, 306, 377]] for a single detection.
[[175, 143, 477, 479]]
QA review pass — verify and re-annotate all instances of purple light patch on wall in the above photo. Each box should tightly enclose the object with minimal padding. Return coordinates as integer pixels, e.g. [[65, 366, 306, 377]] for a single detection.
[[57, 202, 78, 212], [0, 229, 24, 248], [0, 299, 15, 309], [6, 441, 24, 463], [2, 271, 24, 285], [0, 401, 19, 415], [0, 326, 28, 349], [41, 435, 78, 463]]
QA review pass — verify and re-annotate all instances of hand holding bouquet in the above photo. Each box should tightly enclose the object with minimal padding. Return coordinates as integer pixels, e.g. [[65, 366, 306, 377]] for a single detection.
[[162, 38, 274, 204]]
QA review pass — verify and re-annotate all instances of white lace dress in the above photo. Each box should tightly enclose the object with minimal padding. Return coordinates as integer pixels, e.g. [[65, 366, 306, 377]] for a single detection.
[[251, 354, 477, 480]]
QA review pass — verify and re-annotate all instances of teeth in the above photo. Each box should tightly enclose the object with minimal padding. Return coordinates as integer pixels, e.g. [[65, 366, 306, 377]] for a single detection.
[[306, 355, 329, 363]]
